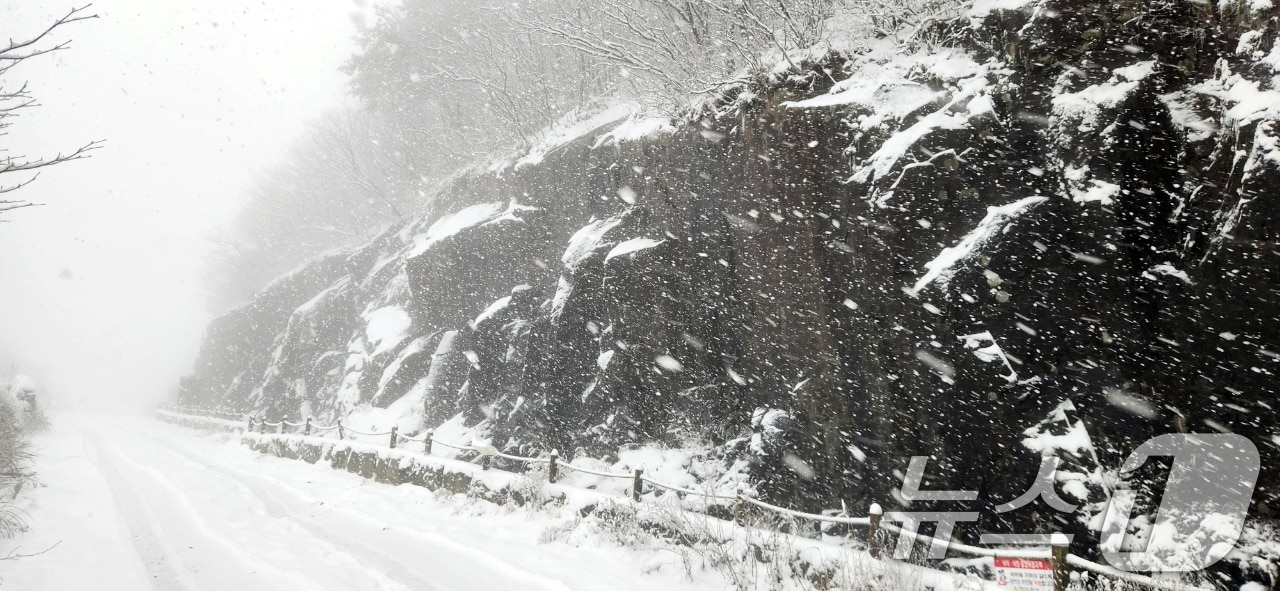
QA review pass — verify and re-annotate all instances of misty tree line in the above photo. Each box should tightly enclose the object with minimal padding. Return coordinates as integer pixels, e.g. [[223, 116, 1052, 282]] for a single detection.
[[207, 0, 957, 310]]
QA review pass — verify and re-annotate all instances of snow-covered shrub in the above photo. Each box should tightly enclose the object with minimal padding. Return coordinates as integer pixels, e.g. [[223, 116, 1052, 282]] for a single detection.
[[0, 402, 33, 538], [19, 402, 48, 435], [0, 404, 32, 481], [547, 496, 937, 591], [1227, 520, 1280, 589], [504, 462, 556, 513]]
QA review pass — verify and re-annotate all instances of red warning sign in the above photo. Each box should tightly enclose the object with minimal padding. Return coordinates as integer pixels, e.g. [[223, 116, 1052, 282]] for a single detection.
[[994, 557, 1054, 590]]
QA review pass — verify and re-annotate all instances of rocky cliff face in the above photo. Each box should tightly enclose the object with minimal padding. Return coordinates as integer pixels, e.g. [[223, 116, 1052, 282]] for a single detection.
[[185, 0, 1279, 578]]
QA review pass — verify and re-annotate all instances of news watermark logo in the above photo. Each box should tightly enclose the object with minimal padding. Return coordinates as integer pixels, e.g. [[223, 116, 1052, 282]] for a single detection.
[[884, 433, 1260, 573]]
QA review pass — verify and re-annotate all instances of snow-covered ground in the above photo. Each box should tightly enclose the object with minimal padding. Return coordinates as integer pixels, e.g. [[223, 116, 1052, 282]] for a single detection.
[[0, 415, 731, 590]]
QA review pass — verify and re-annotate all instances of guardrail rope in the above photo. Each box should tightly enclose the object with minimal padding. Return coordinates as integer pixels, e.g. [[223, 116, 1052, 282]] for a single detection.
[[431, 438, 471, 451], [343, 426, 394, 437], [496, 451, 549, 464], [740, 495, 871, 526], [641, 476, 736, 501], [879, 521, 1049, 559], [557, 461, 631, 479]]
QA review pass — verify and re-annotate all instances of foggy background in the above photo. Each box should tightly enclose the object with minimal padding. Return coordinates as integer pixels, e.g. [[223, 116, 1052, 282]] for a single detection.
[[0, 0, 372, 411]]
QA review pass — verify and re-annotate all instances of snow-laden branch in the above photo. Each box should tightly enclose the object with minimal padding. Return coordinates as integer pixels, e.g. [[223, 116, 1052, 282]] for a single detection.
[[0, 5, 96, 61], [0, 4, 100, 217]]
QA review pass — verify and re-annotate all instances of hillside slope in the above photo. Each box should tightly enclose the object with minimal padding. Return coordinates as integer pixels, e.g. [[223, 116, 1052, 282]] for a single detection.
[[183, 0, 1280, 580]]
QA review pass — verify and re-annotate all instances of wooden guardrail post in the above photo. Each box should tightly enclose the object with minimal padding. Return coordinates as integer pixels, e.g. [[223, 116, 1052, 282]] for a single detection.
[[482, 455, 492, 470], [279, 416, 286, 434], [304, 418, 311, 436], [632, 468, 644, 502], [246, 417, 253, 432], [868, 503, 883, 558], [548, 450, 559, 483], [337, 420, 345, 440], [424, 429, 433, 454], [390, 427, 398, 449], [733, 486, 744, 524], [1052, 534, 1070, 591]]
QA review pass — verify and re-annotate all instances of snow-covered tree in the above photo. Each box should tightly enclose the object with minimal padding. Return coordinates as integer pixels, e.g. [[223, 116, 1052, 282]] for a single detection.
[[204, 107, 421, 311]]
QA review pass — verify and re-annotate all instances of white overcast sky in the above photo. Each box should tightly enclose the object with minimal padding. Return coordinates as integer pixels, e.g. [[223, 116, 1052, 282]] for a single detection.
[[0, 1, 373, 410]]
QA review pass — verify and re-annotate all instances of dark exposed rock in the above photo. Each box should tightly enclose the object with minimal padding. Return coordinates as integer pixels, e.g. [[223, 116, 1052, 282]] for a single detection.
[[184, 0, 1280, 581]]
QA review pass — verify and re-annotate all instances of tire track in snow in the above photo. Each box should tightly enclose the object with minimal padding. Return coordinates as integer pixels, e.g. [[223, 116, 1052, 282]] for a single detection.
[[149, 431, 577, 591], [82, 429, 335, 591], [98, 424, 435, 591], [81, 433, 190, 591]]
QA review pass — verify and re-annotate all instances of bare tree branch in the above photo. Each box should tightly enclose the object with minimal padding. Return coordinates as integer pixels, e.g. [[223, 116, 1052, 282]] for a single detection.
[[1, 5, 97, 59], [0, 4, 100, 219], [0, 139, 103, 175], [1, 540, 62, 561]]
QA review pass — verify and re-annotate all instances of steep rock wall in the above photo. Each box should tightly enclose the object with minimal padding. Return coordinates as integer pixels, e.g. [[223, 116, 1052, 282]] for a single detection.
[[183, 0, 1280, 574]]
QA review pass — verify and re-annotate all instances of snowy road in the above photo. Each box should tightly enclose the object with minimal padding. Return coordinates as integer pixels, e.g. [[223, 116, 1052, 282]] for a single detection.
[[1, 415, 723, 591]]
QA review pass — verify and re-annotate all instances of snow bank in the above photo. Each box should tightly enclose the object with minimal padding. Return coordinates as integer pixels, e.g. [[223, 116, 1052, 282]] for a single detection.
[[155, 408, 244, 431]]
